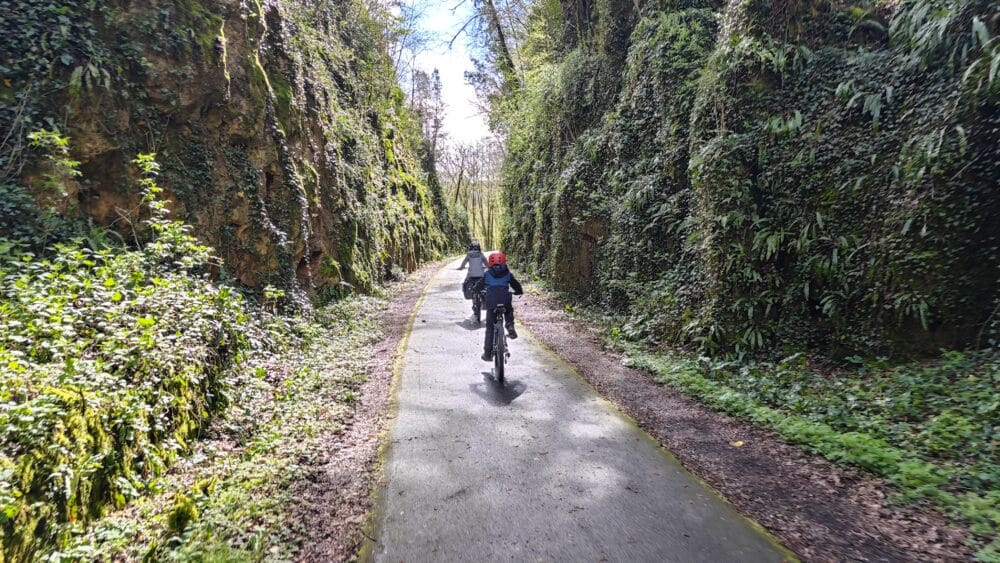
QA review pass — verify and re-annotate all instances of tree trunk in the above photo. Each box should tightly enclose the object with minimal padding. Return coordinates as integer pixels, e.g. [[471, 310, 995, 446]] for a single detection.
[[452, 158, 466, 207], [481, 0, 520, 89], [561, 0, 593, 48]]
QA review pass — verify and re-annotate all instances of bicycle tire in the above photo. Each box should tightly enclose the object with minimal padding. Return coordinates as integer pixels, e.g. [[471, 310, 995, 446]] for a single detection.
[[494, 324, 505, 384]]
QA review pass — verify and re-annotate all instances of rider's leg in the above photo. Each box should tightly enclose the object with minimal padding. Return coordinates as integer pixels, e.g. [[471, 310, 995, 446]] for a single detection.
[[471, 276, 484, 312], [504, 298, 517, 339], [482, 308, 496, 361]]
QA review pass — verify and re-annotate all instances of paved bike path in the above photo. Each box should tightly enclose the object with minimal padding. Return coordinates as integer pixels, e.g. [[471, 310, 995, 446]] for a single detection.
[[372, 260, 791, 562]]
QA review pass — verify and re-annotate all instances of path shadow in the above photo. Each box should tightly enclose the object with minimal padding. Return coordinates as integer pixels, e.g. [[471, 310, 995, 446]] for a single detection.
[[454, 319, 484, 331], [469, 372, 527, 406], [427, 284, 462, 295]]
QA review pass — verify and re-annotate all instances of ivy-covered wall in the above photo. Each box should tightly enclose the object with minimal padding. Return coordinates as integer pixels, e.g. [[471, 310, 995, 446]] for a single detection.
[[504, 0, 999, 357], [0, 0, 458, 306]]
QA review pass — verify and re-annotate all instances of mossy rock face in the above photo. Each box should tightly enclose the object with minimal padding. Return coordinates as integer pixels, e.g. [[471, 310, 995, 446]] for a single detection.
[[0, 371, 232, 558], [0, 3, 459, 558], [503, 0, 999, 357], [1, 0, 457, 306]]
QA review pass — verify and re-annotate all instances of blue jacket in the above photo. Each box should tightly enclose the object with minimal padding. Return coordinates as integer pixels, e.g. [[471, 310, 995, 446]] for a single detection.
[[483, 264, 523, 309]]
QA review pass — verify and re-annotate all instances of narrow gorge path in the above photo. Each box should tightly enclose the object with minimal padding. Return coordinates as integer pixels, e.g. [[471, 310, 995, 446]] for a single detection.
[[370, 260, 792, 562]]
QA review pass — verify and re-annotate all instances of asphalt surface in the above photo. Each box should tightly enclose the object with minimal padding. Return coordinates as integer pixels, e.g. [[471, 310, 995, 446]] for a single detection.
[[372, 260, 791, 562]]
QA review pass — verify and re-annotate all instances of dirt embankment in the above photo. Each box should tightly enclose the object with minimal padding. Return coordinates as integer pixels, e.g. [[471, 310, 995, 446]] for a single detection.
[[290, 261, 444, 561]]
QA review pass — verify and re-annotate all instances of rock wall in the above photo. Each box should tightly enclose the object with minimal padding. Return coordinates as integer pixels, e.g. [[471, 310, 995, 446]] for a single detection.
[[503, 0, 999, 357], [0, 0, 457, 304]]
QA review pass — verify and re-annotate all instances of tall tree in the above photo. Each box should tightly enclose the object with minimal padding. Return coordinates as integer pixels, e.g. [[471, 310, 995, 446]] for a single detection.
[[479, 0, 520, 89], [451, 0, 533, 135], [410, 68, 445, 153], [379, 0, 435, 78], [439, 139, 505, 248]]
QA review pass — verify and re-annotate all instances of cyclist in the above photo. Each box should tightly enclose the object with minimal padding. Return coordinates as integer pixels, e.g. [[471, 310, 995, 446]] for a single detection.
[[481, 251, 523, 361], [458, 241, 488, 300]]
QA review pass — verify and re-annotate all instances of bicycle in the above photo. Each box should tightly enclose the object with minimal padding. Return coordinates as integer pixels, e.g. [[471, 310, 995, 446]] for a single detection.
[[491, 303, 511, 384]]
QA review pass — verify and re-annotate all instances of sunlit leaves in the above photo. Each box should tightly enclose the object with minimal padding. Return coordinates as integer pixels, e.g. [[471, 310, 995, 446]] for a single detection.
[[0, 155, 251, 559]]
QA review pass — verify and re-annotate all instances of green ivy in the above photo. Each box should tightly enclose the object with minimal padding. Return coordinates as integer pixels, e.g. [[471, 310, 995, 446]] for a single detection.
[[501, 0, 998, 358]]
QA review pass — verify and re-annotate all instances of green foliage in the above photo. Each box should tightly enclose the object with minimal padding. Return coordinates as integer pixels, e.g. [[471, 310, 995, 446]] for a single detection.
[[133, 153, 215, 271], [0, 129, 91, 250], [623, 345, 999, 554], [0, 154, 250, 560], [54, 292, 391, 560], [919, 410, 979, 455], [166, 494, 199, 535], [501, 0, 998, 358], [26, 131, 80, 196], [0, 1, 139, 183]]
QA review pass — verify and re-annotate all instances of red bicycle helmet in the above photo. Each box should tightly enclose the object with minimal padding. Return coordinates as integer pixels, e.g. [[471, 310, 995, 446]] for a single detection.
[[488, 252, 507, 266]]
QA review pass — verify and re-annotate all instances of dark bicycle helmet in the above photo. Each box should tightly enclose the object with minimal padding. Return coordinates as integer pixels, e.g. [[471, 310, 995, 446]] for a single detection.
[[469, 241, 481, 251]]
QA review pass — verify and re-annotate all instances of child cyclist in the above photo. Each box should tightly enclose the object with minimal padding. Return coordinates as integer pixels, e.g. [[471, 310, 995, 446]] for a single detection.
[[458, 241, 488, 301], [481, 252, 523, 361]]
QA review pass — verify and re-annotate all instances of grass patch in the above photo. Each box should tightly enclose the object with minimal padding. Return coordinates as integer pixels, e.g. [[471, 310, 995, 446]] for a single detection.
[[617, 345, 998, 559]]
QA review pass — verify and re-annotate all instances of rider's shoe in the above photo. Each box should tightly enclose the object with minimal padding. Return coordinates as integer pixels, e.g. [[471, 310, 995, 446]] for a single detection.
[[481, 351, 493, 362], [506, 324, 517, 339]]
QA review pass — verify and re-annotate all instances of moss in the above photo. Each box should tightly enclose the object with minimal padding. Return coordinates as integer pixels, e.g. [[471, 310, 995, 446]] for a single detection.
[[502, 0, 999, 357], [270, 72, 294, 131], [217, 19, 231, 98], [168, 0, 226, 56], [320, 257, 343, 282], [166, 494, 199, 534]]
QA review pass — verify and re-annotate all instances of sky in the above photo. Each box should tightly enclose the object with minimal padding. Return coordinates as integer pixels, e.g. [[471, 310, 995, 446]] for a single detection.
[[404, 0, 493, 144]]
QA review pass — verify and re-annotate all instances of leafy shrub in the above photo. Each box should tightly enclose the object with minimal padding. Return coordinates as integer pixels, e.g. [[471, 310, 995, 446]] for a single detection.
[[55, 292, 390, 560], [919, 410, 979, 456], [0, 155, 250, 559]]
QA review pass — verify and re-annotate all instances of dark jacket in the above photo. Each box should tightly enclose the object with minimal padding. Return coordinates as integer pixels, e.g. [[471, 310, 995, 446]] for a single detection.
[[483, 264, 523, 309]]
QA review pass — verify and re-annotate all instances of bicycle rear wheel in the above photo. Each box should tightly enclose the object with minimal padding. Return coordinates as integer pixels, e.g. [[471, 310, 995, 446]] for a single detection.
[[494, 328, 505, 384]]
